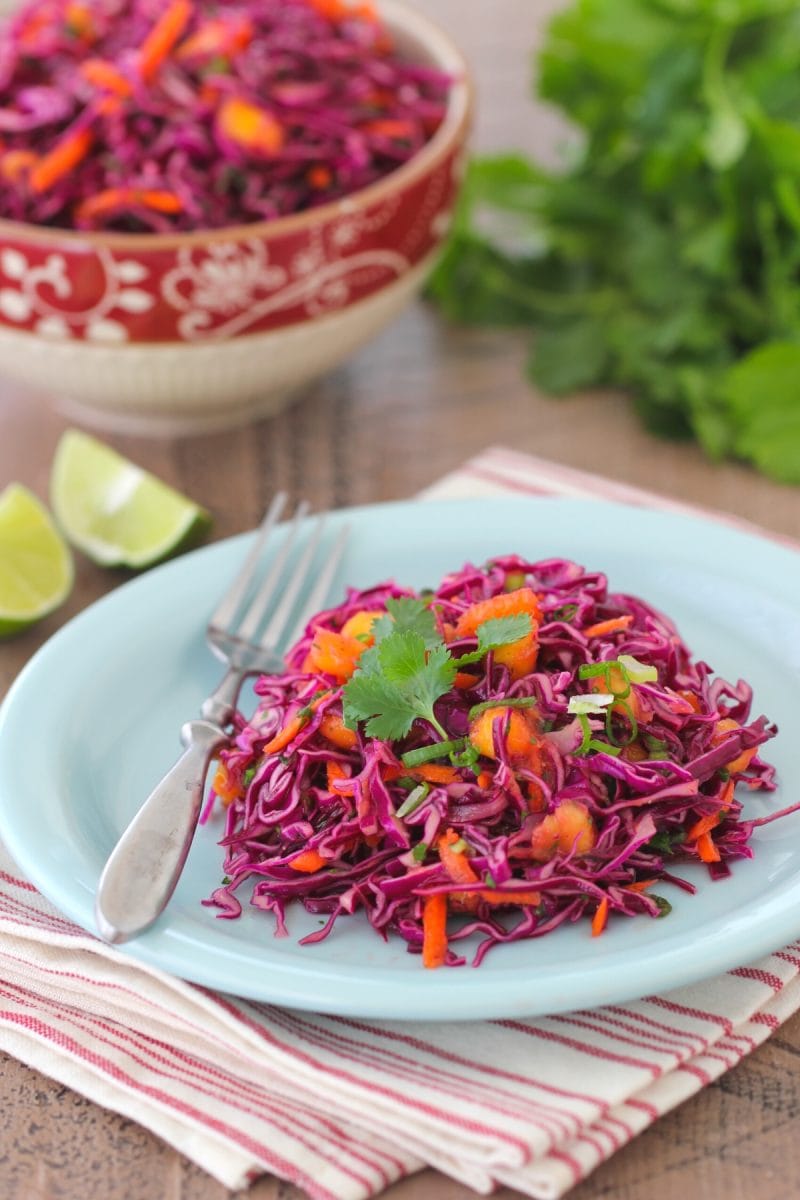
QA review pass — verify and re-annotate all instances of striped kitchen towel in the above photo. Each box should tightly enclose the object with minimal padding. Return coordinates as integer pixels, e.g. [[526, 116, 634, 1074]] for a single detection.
[[0, 444, 798, 1200]]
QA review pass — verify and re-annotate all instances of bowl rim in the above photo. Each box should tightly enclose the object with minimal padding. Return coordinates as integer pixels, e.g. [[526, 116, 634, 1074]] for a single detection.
[[0, 0, 472, 252]]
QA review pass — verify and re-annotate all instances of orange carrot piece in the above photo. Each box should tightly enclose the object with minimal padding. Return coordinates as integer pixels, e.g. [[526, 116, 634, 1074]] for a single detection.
[[340, 609, 383, 642], [711, 718, 757, 775], [468, 706, 537, 761], [211, 763, 241, 806], [438, 829, 480, 886], [453, 671, 479, 690], [261, 695, 325, 756], [176, 15, 253, 60], [308, 0, 377, 22], [531, 800, 597, 862], [76, 187, 184, 223], [326, 761, 350, 790], [479, 888, 541, 907], [307, 165, 332, 189], [625, 879, 657, 894], [306, 628, 366, 682], [363, 118, 415, 139], [217, 96, 285, 157], [678, 689, 703, 713], [80, 58, 133, 96], [591, 896, 609, 937], [408, 764, 458, 785], [140, 0, 193, 82], [0, 150, 37, 182], [319, 710, 358, 751], [719, 780, 735, 810], [696, 832, 721, 863], [476, 771, 493, 790], [29, 128, 93, 194], [422, 893, 448, 968], [583, 615, 634, 638], [687, 811, 722, 841], [289, 849, 328, 873], [455, 587, 543, 639], [64, 2, 95, 39]]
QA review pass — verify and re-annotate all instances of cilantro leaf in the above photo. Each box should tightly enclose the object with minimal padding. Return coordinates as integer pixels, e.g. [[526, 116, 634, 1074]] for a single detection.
[[343, 630, 456, 741], [369, 596, 441, 649]]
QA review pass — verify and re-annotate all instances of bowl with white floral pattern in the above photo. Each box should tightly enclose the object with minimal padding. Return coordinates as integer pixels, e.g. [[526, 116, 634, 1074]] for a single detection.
[[0, 0, 470, 435]]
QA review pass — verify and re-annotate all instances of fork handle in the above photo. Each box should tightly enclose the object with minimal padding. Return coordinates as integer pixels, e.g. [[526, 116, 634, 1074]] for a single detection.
[[94, 719, 228, 944]]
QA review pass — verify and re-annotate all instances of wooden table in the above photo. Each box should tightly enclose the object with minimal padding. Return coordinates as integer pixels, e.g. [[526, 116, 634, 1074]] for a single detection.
[[2, 3, 800, 1198]]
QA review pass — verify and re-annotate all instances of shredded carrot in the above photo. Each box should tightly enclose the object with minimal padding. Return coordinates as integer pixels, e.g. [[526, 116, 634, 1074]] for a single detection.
[[687, 811, 722, 841], [0, 150, 37, 182], [527, 781, 547, 813], [29, 127, 93, 194], [453, 671, 479, 690], [80, 58, 133, 96], [261, 694, 325, 756], [480, 888, 541, 907], [217, 95, 285, 157], [696, 832, 721, 863], [289, 849, 328, 873], [678, 689, 703, 713], [211, 764, 241, 807], [306, 628, 365, 682], [591, 896, 610, 937], [438, 829, 480, 886], [326, 761, 350, 790], [583, 615, 634, 638], [139, 0, 193, 82], [308, 0, 377, 23], [421, 893, 448, 968], [476, 771, 493, 790], [719, 779, 735, 810], [625, 879, 657, 893], [64, 2, 95, 40], [363, 118, 415, 139], [711, 718, 757, 775], [176, 15, 253, 61], [319, 710, 358, 751], [407, 764, 458, 785], [76, 187, 183, 223], [307, 165, 332, 189]]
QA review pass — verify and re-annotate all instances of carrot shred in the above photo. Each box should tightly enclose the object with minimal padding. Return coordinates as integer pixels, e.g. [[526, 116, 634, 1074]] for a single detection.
[[307, 165, 332, 189], [176, 15, 253, 61], [139, 0, 193, 82], [437, 829, 480, 886], [696, 832, 721, 863], [422, 893, 448, 968], [319, 711, 358, 751], [583, 615, 634, 638], [453, 671, 479, 690], [326, 761, 350, 790], [479, 888, 541, 907], [29, 127, 93, 194], [625, 878, 657, 893], [211, 764, 241, 807], [591, 896, 609, 937], [687, 811, 722, 841], [0, 150, 37, 182], [363, 118, 415, 139], [306, 627, 365, 682], [408, 764, 458, 785], [76, 187, 184, 223], [261, 695, 325, 756], [476, 771, 493, 790], [217, 95, 285, 157], [289, 849, 328, 873], [80, 58, 133, 96]]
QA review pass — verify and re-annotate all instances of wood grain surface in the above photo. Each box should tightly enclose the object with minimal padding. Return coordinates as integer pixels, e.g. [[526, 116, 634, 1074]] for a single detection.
[[2, 2, 800, 1198]]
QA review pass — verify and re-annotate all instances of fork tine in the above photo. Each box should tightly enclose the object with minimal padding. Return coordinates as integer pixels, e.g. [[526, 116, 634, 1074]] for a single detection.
[[209, 491, 287, 632], [283, 522, 350, 647], [236, 499, 311, 642], [258, 512, 327, 649]]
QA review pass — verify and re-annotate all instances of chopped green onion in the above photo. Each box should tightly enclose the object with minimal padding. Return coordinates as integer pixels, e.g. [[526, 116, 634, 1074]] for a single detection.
[[401, 738, 465, 767], [577, 713, 593, 755], [618, 654, 658, 683], [504, 571, 527, 591], [588, 739, 622, 757], [549, 602, 578, 622], [396, 783, 430, 819], [483, 870, 497, 888], [468, 696, 540, 720], [605, 699, 638, 746], [578, 659, 631, 698], [644, 734, 669, 757], [578, 662, 613, 680], [568, 693, 615, 715], [451, 743, 480, 769], [450, 836, 469, 854], [652, 895, 672, 918], [411, 842, 428, 863], [243, 766, 257, 786]]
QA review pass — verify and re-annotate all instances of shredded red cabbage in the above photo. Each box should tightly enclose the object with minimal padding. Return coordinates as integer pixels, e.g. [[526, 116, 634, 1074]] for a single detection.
[[0, 0, 450, 231], [203, 556, 787, 968]]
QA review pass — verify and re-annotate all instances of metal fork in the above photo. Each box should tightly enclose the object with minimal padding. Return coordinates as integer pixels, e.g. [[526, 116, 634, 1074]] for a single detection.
[[94, 494, 348, 945]]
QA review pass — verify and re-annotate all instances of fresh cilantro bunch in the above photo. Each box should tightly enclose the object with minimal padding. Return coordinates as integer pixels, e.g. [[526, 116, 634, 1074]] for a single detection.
[[342, 597, 531, 741], [429, 0, 800, 483]]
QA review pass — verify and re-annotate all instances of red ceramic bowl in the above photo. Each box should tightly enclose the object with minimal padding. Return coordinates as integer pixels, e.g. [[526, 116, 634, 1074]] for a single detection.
[[0, 0, 470, 434]]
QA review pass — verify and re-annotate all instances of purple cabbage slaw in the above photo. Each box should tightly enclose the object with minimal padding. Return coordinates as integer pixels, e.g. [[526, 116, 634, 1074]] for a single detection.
[[202, 555, 786, 968], [0, 0, 450, 232]]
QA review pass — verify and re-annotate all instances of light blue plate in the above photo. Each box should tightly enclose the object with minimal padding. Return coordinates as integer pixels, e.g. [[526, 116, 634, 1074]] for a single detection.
[[1, 497, 799, 1020]]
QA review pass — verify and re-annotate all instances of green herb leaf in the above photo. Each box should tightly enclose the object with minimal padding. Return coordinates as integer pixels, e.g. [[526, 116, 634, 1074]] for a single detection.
[[456, 613, 533, 666], [342, 630, 456, 742], [411, 842, 428, 863], [370, 597, 441, 649]]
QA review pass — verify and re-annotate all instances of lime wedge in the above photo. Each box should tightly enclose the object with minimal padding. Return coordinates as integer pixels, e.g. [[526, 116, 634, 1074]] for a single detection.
[[50, 430, 211, 569], [0, 484, 74, 637]]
